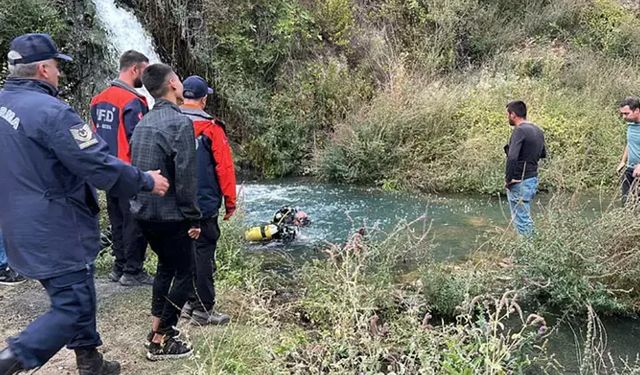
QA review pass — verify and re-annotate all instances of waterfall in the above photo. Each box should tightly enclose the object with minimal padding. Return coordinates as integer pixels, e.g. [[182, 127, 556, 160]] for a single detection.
[[91, 0, 161, 106]]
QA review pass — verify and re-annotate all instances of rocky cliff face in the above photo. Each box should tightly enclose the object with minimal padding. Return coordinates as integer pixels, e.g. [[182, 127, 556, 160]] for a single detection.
[[120, 0, 209, 78], [58, 0, 114, 114]]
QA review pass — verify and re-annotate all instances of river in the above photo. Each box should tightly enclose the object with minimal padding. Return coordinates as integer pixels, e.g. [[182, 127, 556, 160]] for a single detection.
[[239, 179, 637, 373], [87, 0, 639, 369], [241, 179, 510, 260]]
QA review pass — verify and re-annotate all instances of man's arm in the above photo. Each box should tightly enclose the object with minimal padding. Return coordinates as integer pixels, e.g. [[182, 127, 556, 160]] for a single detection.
[[505, 127, 524, 184], [618, 145, 629, 173], [210, 122, 237, 220], [173, 118, 201, 225], [122, 98, 147, 141], [89, 100, 98, 131], [49, 107, 167, 197]]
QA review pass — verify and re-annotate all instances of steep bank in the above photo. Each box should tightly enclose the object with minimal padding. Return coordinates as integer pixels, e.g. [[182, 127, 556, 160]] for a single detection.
[[127, 0, 640, 194]]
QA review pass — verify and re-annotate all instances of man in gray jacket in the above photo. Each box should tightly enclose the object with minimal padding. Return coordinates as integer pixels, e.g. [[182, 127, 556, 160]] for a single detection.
[[129, 64, 201, 361]]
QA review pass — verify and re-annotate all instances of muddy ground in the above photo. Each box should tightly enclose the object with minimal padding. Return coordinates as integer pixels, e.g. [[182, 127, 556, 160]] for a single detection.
[[0, 277, 227, 375]]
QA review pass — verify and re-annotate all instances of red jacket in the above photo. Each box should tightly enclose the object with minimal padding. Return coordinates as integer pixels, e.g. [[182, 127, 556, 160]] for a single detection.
[[181, 105, 237, 218], [90, 80, 148, 163]]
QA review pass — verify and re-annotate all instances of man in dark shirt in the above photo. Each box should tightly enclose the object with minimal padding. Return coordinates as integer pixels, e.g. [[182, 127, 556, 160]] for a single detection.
[[129, 64, 200, 361], [504, 100, 546, 235]]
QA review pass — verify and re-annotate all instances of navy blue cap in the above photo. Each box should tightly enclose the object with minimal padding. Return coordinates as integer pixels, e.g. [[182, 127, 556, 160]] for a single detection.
[[183, 75, 214, 99], [8, 33, 73, 65]]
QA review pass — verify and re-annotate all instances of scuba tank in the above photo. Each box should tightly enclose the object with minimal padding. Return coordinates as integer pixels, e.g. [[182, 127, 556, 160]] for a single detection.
[[245, 224, 280, 241], [244, 223, 298, 243], [245, 206, 307, 244]]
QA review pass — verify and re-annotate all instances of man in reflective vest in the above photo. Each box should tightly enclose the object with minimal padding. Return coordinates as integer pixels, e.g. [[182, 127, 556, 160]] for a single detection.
[[90, 50, 153, 286]]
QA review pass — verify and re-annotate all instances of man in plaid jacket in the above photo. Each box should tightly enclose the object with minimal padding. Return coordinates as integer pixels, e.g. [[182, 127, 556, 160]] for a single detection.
[[129, 63, 201, 361]]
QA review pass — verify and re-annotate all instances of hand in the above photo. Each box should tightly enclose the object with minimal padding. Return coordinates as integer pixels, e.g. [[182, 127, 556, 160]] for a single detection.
[[188, 227, 201, 239], [223, 206, 236, 221], [618, 162, 627, 173], [147, 170, 169, 196], [505, 179, 522, 189], [633, 165, 640, 178]]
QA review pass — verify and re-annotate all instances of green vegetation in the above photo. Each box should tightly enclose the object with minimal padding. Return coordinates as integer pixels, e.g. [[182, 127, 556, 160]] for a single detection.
[[0, 0, 112, 114], [421, 193, 640, 320], [185, 219, 556, 374], [129, 0, 638, 194], [169, 195, 640, 374], [93, 189, 640, 373], [5, 0, 638, 193]]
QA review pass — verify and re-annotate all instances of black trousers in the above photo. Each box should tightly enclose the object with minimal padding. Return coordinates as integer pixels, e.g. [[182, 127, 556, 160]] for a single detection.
[[138, 220, 194, 333], [189, 216, 220, 312], [622, 167, 638, 204], [106, 194, 147, 275]]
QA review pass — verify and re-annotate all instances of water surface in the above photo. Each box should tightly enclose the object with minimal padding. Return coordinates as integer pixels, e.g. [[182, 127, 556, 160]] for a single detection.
[[238, 179, 637, 371]]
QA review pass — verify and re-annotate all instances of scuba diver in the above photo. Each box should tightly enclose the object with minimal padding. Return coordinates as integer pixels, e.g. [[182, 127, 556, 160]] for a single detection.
[[245, 206, 310, 243]]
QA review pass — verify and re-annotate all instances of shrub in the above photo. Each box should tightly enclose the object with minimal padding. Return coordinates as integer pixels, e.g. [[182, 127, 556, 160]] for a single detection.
[[0, 0, 66, 58], [487, 195, 640, 315], [0, 0, 112, 112]]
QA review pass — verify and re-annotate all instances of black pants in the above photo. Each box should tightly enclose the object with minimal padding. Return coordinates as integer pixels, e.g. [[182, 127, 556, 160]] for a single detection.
[[189, 216, 220, 312], [138, 220, 194, 333], [106, 194, 147, 275], [622, 167, 639, 204]]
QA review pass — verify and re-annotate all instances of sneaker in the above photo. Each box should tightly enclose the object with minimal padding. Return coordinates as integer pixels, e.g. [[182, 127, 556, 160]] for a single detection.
[[144, 326, 181, 349], [119, 271, 154, 287], [180, 302, 194, 320], [190, 309, 230, 326], [0, 267, 26, 286], [99, 230, 113, 252], [146, 336, 193, 361], [108, 269, 122, 283]]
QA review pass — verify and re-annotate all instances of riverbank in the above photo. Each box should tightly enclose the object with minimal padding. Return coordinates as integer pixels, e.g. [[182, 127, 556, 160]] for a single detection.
[[5, 192, 640, 374], [117, 0, 638, 196], [5, 0, 638, 196]]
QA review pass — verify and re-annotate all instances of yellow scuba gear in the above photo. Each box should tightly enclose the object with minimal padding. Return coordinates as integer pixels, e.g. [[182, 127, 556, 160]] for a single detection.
[[244, 224, 279, 241]]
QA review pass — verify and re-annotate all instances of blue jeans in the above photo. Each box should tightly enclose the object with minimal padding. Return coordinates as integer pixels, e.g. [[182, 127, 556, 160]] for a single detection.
[[506, 176, 538, 236], [7, 267, 102, 368], [0, 230, 7, 269]]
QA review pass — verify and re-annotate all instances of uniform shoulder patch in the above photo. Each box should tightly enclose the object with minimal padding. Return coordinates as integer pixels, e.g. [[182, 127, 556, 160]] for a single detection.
[[69, 123, 99, 150]]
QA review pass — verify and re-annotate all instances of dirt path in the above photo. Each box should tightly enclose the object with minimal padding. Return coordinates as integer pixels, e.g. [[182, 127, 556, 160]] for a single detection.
[[0, 278, 200, 375]]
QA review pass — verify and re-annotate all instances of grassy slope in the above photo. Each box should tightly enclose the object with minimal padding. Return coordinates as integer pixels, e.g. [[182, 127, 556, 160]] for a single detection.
[[132, 0, 640, 194]]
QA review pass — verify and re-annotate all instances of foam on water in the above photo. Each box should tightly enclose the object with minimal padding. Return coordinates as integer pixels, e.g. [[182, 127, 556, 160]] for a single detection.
[[91, 0, 161, 106], [238, 180, 507, 260]]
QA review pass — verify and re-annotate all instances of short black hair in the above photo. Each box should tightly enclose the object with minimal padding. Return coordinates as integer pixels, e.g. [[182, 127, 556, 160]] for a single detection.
[[619, 97, 640, 111], [506, 100, 527, 118], [119, 50, 149, 71], [142, 63, 174, 99]]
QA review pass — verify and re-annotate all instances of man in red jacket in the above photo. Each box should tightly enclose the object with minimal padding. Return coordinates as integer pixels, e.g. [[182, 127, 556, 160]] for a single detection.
[[90, 50, 153, 286], [180, 75, 236, 325]]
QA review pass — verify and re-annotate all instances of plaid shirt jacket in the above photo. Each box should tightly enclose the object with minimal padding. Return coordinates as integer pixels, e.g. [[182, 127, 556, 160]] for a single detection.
[[129, 98, 201, 225]]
